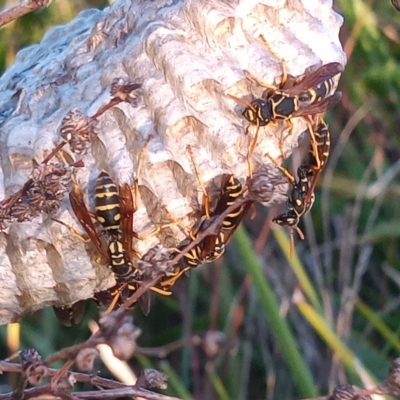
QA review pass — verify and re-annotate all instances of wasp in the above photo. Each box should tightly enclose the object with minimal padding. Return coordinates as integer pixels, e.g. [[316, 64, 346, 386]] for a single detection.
[[93, 245, 188, 317], [52, 300, 86, 327], [199, 175, 252, 262], [64, 137, 183, 322], [272, 117, 330, 256], [93, 282, 137, 312], [240, 62, 341, 126], [228, 35, 341, 159], [272, 165, 315, 256], [51, 171, 137, 326], [69, 170, 137, 282], [302, 118, 330, 185], [93, 279, 160, 318], [179, 147, 250, 268]]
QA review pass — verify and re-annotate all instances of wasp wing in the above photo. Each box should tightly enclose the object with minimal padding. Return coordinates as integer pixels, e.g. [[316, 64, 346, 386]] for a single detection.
[[303, 119, 331, 205], [119, 183, 135, 259], [291, 91, 342, 118], [214, 176, 251, 246], [284, 62, 343, 97], [53, 300, 86, 326], [221, 201, 252, 246], [69, 179, 108, 259]]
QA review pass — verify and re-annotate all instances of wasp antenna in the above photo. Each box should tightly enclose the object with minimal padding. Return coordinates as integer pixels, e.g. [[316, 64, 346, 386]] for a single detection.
[[289, 229, 295, 258], [259, 35, 288, 88], [244, 69, 277, 91], [295, 226, 305, 241], [227, 93, 255, 111], [187, 145, 210, 219]]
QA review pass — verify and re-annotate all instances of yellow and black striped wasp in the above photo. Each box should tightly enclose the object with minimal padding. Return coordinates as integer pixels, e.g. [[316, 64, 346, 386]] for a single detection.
[[52, 140, 152, 325], [272, 117, 331, 256], [301, 117, 331, 198], [52, 169, 139, 325], [93, 282, 138, 312], [227, 35, 341, 159], [240, 61, 341, 128], [52, 300, 87, 327], [178, 146, 251, 269], [69, 169, 137, 282], [57, 137, 187, 322]]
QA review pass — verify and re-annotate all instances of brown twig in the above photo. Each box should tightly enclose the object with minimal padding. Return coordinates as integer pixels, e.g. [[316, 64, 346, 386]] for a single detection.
[[0, 384, 183, 400], [0, 0, 52, 29], [71, 388, 183, 399], [0, 353, 184, 399], [0, 361, 127, 388], [137, 336, 202, 358], [44, 335, 103, 366]]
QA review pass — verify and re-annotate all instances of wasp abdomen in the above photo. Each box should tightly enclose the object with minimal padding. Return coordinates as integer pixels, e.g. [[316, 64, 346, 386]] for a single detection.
[[299, 79, 336, 104], [95, 171, 121, 232], [107, 237, 132, 276]]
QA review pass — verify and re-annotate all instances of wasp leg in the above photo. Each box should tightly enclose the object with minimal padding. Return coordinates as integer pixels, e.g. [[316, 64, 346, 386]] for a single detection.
[[54, 148, 68, 165], [289, 225, 305, 258], [259, 34, 288, 88], [159, 267, 190, 290], [243, 69, 277, 92], [279, 118, 295, 159], [133, 135, 153, 210], [265, 154, 295, 184], [51, 217, 91, 243], [160, 206, 197, 243], [247, 120, 261, 179], [149, 286, 172, 296], [187, 145, 211, 219], [105, 289, 124, 313], [134, 222, 177, 242], [289, 228, 295, 258]]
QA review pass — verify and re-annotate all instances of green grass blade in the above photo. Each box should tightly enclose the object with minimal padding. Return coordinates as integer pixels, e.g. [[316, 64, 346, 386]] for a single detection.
[[234, 226, 318, 398], [356, 299, 400, 354], [296, 296, 378, 385], [273, 226, 322, 311], [207, 366, 231, 400]]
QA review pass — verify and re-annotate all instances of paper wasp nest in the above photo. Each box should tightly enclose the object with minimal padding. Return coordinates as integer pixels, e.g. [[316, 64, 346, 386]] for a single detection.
[[0, 0, 345, 324]]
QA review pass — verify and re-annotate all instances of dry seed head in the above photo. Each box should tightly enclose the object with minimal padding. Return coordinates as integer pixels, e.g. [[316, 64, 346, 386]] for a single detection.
[[20, 348, 49, 386], [329, 384, 371, 400], [10, 201, 39, 222], [137, 369, 168, 390], [0, 206, 12, 231], [75, 348, 99, 372], [60, 109, 98, 155], [203, 330, 226, 358], [110, 78, 142, 105], [329, 385, 357, 400], [248, 163, 289, 206], [388, 357, 400, 388], [0, 0, 345, 324], [135, 244, 176, 278], [57, 373, 77, 389], [99, 311, 141, 360]]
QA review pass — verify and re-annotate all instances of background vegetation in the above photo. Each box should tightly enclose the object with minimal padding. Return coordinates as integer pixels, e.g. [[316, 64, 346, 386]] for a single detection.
[[1, 0, 400, 398]]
